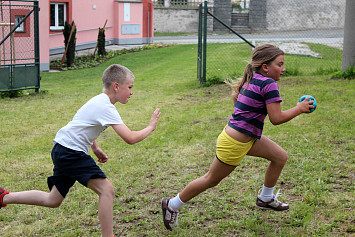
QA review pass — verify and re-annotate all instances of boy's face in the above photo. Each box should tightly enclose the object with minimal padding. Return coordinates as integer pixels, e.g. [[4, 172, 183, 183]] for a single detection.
[[116, 77, 134, 104]]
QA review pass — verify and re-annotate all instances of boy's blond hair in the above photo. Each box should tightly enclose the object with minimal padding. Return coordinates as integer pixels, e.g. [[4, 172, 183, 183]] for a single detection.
[[102, 64, 135, 90]]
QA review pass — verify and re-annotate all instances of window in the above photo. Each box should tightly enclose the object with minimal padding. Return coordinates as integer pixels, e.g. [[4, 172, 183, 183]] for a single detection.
[[50, 2, 66, 30], [15, 15, 25, 32], [11, 9, 31, 37]]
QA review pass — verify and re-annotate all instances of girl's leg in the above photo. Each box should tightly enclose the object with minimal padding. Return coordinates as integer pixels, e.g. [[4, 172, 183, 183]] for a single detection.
[[2, 186, 64, 208], [179, 157, 236, 203], [162, 157, 236, 230], [247, 135, 288, 188], [87, 178, 114, 237]]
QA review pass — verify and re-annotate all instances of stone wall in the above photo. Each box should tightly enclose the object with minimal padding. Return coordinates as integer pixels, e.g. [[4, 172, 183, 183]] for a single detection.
[[153, 8, 213, 33], [153, 0, 345, 33], [265, 0, 345, 31], [213, 0, 232, 33]]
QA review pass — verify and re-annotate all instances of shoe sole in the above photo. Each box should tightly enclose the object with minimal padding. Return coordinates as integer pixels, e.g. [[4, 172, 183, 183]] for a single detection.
[[161, 198, 173, 231], [256, 204, 289, 211]]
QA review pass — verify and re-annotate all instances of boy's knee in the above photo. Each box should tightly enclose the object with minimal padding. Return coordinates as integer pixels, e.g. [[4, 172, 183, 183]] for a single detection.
[[102, 182, 115, 197], [47, 199, 63, 208]]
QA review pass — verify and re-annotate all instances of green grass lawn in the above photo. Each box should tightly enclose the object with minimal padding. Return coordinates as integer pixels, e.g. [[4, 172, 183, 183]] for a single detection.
[[0, 44, 354, 236]]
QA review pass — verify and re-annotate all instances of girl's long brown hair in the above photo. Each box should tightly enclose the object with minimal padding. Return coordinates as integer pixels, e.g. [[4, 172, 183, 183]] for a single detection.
[[226, 44, 284, 102]]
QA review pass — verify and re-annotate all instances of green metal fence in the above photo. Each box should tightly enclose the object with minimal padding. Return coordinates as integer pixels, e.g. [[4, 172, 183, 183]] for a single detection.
[[0, 0, 40, 92], [196, 1, 344, 84], [197, 1, 254, 84]]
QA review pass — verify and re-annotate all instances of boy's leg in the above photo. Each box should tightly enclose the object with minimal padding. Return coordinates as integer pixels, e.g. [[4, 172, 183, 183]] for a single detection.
[[87, 178, 114, 237], [2, 185, 64, 208]]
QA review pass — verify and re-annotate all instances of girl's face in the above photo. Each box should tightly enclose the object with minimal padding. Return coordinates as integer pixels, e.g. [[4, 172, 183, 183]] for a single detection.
[[265, 55, 285, 81]]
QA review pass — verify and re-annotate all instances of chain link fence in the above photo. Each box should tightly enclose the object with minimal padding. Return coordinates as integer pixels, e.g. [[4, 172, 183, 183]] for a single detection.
[[153, 0, 345, 83], [0, 0, 40, 92], [197, 0, 345, 82]]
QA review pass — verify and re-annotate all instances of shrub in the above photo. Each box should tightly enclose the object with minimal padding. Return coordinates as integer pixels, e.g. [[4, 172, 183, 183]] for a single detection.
[[331, 66, 355, 80], [63, 21, 76, 67], [97, 27, 106, 56]]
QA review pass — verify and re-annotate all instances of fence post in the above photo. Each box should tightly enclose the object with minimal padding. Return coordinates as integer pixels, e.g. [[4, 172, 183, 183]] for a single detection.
[[34, 0, 40, 92], [197, 3, 202, 82], [342, 0, 355, 71], [202, 1, 207, 84], [164, 0, 170, 8]]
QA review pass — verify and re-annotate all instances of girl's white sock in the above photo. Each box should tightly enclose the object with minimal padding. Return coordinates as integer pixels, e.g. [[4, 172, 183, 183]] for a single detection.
[[259, 185, 275, 201], [168, 193, 185, 211]]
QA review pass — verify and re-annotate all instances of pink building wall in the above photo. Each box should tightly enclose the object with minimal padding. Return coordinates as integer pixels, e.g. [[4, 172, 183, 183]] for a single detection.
[[38, 0, 153, 71], [0, 1, 36, 66]]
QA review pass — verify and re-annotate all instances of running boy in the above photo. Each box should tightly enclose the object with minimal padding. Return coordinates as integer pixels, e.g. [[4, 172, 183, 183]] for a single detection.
[[0, 64, 161, 237], [161, 44, 315, 230]]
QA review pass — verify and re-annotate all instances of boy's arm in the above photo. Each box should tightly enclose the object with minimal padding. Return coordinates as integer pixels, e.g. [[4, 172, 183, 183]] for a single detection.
[[267, 97, 314, 125], [112, 108, 161, 145], [91, 140, 109, 163]]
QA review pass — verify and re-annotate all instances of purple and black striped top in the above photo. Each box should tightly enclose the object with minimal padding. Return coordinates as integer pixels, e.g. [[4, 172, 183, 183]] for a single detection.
[[228, 73, 282, 139]]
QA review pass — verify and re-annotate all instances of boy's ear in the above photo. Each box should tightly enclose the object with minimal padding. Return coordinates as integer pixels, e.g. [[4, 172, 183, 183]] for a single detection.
[[113, 82, 119, 91]]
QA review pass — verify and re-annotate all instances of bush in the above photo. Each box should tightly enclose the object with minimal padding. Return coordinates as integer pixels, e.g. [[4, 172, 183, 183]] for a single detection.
[[63, 21, 77, 67], [0, 90, 23, 98], [97, 27, 106, 56], [331, 66, 355, 80], [50, 43, 174, 71]]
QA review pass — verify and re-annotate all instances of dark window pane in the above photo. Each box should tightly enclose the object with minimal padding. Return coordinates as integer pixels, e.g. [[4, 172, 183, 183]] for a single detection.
[[58, 4, 64, 26], [50, 4, 55, 26]]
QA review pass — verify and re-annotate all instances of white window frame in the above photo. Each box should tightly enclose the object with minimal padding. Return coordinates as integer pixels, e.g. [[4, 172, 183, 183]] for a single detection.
[[50, 2, 67, 30], [15, 15, 25, 32]]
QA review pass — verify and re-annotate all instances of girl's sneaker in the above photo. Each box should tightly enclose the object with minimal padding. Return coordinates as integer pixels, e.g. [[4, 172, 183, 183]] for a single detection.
[[0, 187, 9, 209], [256, 190, 289, 211], [161, 197, 179, 230]]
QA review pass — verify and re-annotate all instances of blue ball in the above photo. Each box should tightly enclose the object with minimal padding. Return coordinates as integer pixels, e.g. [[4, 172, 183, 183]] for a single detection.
[[299, 95, 317, 113]]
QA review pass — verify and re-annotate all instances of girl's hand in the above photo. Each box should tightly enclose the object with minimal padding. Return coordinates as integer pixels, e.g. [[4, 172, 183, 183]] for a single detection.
[[297, 97, 315, 113]]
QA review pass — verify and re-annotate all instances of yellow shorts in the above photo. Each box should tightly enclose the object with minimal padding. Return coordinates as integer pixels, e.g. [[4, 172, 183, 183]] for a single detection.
[[216, 128, 256, 166]]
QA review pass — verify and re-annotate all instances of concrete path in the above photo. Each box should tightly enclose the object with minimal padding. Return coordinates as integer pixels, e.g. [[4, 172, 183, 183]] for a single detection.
[[50, 29, 344, 61]]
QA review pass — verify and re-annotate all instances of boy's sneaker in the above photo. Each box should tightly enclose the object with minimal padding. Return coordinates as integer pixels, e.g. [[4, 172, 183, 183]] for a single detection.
[[161, 197, 179, 230], [256, 190, 289, 211], [0, 187, 10, 209]]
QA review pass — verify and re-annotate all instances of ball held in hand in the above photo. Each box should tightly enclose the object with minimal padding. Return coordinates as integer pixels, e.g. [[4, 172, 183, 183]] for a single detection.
[[299, 95, 317, 113]]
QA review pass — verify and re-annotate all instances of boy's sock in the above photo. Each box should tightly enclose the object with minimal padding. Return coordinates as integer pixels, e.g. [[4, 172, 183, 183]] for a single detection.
[[259, 185, 275, 201], [168, 194, 185, 211]]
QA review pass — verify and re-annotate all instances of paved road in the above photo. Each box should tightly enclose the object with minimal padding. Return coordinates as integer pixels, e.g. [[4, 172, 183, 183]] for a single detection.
[[153, 29, 344, 49], [50, 29, 344, 61]]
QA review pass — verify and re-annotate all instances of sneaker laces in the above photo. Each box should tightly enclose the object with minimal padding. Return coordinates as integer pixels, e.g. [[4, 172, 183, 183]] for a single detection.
[[273, 189, 288, 206], [275, 189, 282, 200]]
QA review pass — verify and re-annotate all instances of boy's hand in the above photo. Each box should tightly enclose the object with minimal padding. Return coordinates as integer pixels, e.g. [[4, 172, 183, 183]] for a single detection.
[[149, 108, 161, 130], [93, 147, 109, 163], [297, 97, 315, 113]]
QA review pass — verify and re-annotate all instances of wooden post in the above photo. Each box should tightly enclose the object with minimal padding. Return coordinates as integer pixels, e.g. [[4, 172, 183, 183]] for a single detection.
[[61, 22, 76, 65], [93, 19, 108, 58], [0, 23, 15, 66]]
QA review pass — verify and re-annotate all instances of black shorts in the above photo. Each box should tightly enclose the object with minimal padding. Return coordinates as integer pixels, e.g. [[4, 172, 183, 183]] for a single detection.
[[47, 143, 107, 198]]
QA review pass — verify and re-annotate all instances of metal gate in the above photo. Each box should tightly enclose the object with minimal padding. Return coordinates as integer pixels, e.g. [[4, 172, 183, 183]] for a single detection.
[[0, 0, 40, 92], [197, 1, 254, 84]]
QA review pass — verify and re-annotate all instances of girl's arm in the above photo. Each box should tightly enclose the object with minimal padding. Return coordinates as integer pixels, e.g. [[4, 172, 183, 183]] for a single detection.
[[267, 98, 314, 125], [111, 108, 161, 145]]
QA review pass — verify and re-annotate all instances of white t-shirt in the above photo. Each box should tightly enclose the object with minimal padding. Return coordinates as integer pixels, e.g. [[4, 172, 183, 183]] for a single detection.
[[54, 93, 123, 154]]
